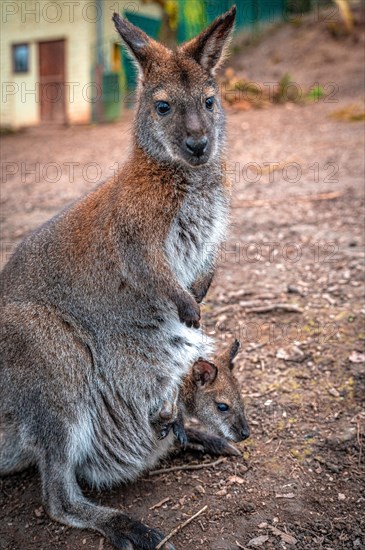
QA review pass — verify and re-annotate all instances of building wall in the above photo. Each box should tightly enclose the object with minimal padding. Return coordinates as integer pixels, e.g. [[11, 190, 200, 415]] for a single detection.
[[1, 0, 97, 128], [0, 0, 160, 129]]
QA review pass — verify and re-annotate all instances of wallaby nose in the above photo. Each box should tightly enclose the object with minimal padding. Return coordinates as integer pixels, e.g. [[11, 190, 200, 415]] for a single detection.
[[185, 136, 208, 157], [241, 426, 250, 441]]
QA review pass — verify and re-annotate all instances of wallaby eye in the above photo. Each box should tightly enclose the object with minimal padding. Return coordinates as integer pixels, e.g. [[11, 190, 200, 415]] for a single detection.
[[217, 403, 229, 412], [156, 101, 171, 116], [205, 97, 214, 111]]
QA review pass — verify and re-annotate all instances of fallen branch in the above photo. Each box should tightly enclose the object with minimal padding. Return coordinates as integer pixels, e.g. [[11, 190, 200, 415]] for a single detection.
[[234, 190, 343, 208], [155, 505, 208, 549], [149, 457, 226, 476], [245, 303, 303, 314]]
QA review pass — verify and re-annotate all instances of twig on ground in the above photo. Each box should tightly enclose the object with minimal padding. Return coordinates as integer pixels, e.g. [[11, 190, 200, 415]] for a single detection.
[[149, 457, 226, 476], [245, 303, 303, 314], [149, 497, 171, 510], [155, 505, 208, 549]]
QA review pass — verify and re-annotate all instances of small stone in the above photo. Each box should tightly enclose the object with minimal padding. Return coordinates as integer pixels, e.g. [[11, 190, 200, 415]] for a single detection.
[[338, 493, 346, 501]]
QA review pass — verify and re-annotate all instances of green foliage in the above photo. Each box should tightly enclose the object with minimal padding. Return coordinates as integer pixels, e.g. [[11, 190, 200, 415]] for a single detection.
[[274, 73, 301, 103], [305, 85, 326, 102]]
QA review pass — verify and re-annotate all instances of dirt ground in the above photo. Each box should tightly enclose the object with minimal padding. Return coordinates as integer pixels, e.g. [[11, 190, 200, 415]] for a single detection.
[[1, 9, 364, 550]]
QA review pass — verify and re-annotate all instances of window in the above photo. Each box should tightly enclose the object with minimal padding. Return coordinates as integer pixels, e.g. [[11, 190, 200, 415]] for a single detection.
[[12, 44, 29, 73]]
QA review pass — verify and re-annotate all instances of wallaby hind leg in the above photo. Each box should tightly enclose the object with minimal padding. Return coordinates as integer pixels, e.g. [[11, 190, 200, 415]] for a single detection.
[[0, 422, 34, 475], [40, 454, 175, 550]]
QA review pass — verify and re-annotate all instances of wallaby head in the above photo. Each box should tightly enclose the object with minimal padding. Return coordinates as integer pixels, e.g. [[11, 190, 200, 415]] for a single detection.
[[113, 7, 236, 167], [190, 340, 250, 442]]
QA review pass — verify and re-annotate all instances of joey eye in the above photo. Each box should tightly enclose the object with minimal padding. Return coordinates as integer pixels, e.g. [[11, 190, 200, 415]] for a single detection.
[[156, 101, 171, 115], [205, 97, 214, 111], [217, 403, 229, 412]]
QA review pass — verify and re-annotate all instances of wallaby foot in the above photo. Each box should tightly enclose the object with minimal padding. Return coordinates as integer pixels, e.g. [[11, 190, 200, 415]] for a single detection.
[[102, 515, 175, 550], [184, 428, 241, 457], [41, 458, 175, 550]]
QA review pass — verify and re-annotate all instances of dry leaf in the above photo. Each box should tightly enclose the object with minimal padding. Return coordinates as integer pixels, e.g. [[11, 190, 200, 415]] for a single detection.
[[349, 351, 365, 363], [247, 534, 269, 547], [195, 485, 206, 495], [281, 533, 297, 545], [269, 526, 297, 545], [228, 475, 246, 485]]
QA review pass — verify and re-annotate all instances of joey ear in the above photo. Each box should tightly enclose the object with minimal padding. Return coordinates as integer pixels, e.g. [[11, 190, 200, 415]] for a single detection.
[[229, 339, 240, 365], [180, 6, 236, 74], [112, 13, 162, 72], [193, 360, 218, 387], [218, 339, 240, 370]]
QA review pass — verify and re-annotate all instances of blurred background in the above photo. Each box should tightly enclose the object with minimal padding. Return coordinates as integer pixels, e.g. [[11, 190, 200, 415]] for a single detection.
[[1, 0, 363, 128], [1, 1, 364, 549]]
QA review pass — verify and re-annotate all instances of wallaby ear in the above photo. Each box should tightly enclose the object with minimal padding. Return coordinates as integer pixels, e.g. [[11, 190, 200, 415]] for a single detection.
[[112, 13, 161, 72], [180, 6, 236, 74], [193, 360, 218, 387]]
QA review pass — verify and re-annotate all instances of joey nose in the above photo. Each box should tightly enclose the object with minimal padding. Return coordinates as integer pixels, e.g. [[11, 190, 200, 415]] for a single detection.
[[185, 136, 208, 157], [241, 426, 250, 441]]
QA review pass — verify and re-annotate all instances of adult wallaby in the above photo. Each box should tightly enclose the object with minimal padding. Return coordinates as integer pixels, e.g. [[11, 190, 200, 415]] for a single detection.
[[0, 6, 236, 550], [156, 340, 250, 454]]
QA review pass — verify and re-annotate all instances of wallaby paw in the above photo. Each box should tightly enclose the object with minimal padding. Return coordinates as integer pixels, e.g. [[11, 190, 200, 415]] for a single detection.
[[177, 300, 200, 329], [158, 423, 172, 440], [203, 437, 241, 457], [173, 421, 188, 447], [191, 287, 205, 304], [185, 429, 241, 457], [201, 436, 240, 456]]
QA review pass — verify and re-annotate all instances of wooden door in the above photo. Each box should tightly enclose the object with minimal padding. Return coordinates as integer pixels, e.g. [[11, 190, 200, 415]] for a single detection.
[[38, 40, 66, 123]]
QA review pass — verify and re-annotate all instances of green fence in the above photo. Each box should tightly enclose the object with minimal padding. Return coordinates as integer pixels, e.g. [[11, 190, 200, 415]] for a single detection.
[[102, 72, 122, 122], [115, 0, 287, 110], [180, 0, 286, 41]]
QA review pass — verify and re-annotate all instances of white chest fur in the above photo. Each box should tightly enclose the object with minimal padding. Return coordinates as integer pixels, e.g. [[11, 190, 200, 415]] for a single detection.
[[165, 185, 228, 289]]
